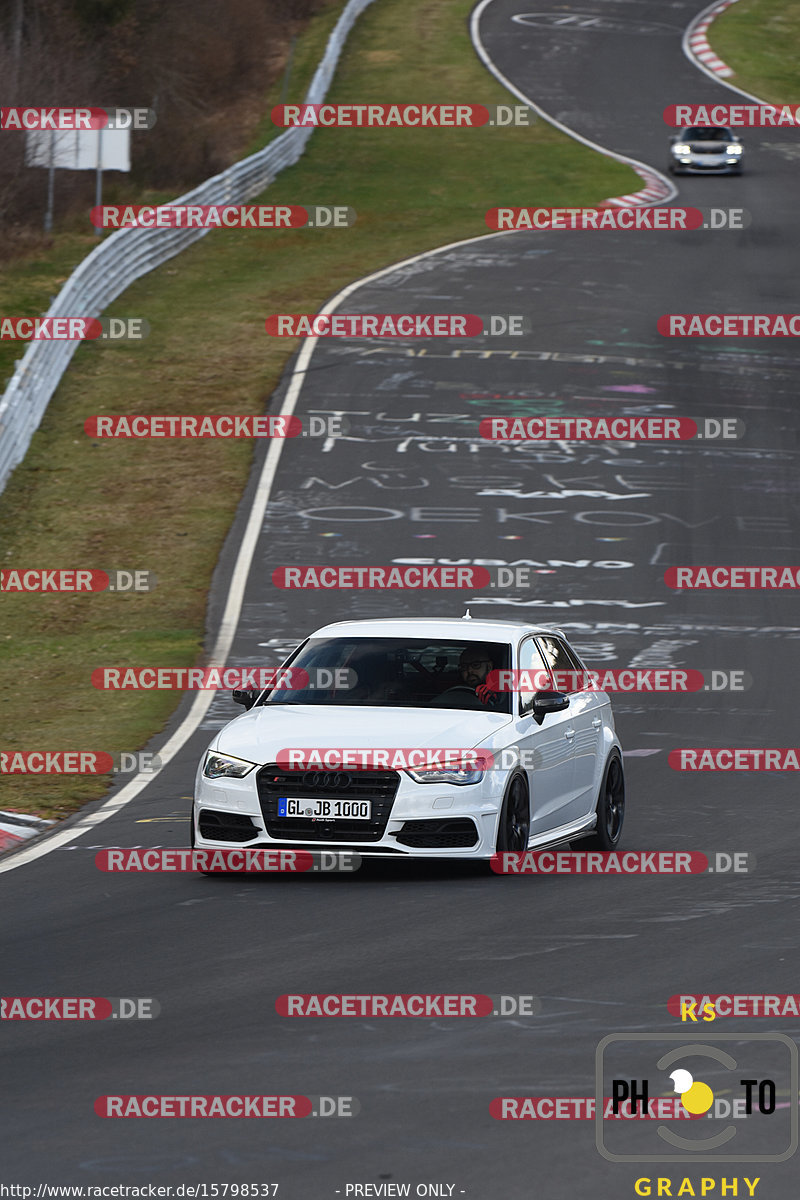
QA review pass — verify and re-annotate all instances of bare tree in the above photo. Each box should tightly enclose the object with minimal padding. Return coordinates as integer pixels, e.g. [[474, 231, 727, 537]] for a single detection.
[[0, 0, 334, 257]]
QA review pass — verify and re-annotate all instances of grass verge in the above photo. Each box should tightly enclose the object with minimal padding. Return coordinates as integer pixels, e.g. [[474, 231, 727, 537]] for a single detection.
[[0, 0, 636, 820], [711, 0, 800, 104]]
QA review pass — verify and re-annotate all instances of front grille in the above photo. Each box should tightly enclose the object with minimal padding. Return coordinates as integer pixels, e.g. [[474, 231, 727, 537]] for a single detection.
[[690, 144, 725, 154], [393, 818, 479, 849], [198, 809, 260, 842], [256, 765, 400, 842]]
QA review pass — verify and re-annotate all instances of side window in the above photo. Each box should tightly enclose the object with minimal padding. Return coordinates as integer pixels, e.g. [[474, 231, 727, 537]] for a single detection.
[[536, 636, 583, 694], [518, 637, 552, 713]]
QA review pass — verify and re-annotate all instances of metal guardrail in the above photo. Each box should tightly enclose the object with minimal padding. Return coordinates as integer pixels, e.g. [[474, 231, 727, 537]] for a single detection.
[[0, 0, 376, 496]]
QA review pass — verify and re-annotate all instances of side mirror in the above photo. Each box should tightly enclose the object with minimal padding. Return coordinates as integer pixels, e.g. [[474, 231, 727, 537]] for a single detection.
[[532, 690, 569, 722], [232, 689, 258, 709]]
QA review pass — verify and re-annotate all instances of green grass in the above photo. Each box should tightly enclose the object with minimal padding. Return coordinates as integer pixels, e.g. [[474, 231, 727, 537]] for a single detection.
[[711, 0, 800, 104], [0, 0, 636, 821]]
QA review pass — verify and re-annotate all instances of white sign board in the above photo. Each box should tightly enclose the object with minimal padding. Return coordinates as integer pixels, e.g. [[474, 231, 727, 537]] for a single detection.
[[25, 128, 131, 172]]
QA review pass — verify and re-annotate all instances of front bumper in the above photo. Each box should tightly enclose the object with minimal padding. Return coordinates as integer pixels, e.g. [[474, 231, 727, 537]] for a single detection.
[[193, 761, 508, 859], [671, 154, 742, 173]]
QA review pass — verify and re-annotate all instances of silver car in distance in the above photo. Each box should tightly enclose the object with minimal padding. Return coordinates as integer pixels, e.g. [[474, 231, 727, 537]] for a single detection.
[[669, 125, 744, 174]]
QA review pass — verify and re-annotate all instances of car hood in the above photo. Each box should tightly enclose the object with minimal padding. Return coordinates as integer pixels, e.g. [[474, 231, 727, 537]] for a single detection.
[[215, 704, 512, 763]]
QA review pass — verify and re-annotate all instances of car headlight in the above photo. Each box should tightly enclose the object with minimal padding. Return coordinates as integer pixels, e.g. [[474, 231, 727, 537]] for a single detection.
[[203, 751, 256, 779], [406, 767, 484, 786], [672, 143, 691, 154], [726, 144, 742, 154]]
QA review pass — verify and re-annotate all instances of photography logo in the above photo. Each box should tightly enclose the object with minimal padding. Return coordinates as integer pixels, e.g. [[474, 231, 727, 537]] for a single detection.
[[596, 1033, 798, 1162], [668, 1067, 714, 1115]]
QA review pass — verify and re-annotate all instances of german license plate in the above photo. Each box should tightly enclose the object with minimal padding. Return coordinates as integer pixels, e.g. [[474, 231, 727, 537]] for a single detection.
[[277, 796, 371, 820]]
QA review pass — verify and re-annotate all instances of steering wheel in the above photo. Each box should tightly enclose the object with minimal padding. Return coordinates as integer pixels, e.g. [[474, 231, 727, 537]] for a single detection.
[[429, 685, 487, 710]]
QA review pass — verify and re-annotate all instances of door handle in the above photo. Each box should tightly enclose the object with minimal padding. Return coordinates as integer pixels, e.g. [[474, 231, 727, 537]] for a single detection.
[[592, 717, 602, 728], [565, 728, 575, 740]]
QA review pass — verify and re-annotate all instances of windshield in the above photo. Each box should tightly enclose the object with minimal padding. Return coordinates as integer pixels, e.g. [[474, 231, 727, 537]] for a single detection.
[[260, 637, 513, 713]]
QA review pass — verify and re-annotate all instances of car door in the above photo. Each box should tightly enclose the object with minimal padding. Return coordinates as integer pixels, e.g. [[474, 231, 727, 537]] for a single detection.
[[516, 636, 577, 836], [536, 634, 603, 822]]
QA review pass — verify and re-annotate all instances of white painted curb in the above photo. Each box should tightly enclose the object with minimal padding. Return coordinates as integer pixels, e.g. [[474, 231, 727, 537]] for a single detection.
[[684, 0, 739, 79]]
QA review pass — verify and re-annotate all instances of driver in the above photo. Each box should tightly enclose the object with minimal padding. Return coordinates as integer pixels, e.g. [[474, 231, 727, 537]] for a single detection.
[[458, 646, 500, 708]]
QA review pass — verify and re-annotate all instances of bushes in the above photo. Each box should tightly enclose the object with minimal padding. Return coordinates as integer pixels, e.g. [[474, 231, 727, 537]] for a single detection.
[[0, 0, 331, 256]]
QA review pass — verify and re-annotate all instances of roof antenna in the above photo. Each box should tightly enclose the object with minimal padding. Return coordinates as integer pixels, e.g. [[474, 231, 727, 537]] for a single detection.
[[463, 608, 472, 619]]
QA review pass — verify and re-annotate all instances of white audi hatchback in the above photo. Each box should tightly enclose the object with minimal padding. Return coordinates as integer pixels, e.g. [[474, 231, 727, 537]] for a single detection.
[[192, 617, 624, 860]]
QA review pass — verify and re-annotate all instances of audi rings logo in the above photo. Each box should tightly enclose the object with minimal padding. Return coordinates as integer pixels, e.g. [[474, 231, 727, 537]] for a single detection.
[[302, 771, 352, 791]]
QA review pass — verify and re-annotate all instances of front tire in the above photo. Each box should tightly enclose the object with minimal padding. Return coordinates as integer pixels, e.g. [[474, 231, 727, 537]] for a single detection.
[[496, 774, 531, 852], [584, 753, 625, 850]]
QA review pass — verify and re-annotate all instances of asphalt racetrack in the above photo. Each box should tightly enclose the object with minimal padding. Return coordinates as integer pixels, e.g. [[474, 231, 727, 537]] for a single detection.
[[3, 1, 800, 1195]]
